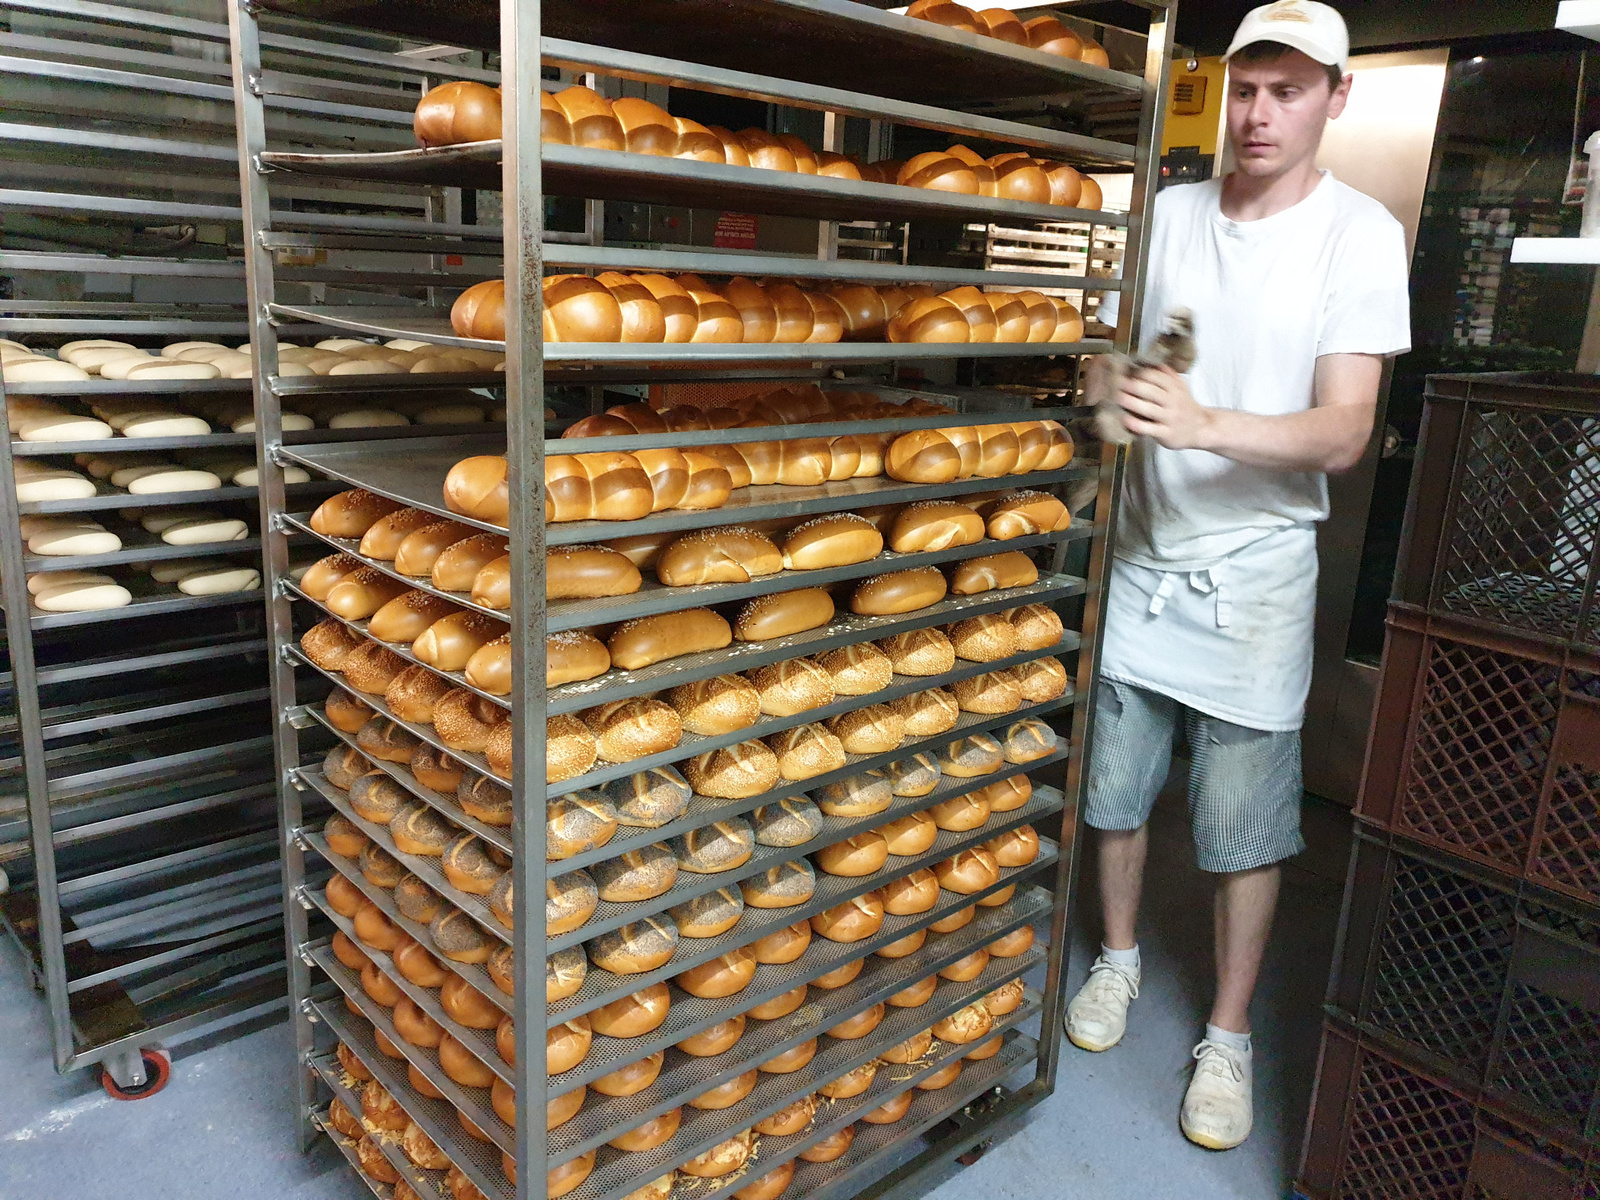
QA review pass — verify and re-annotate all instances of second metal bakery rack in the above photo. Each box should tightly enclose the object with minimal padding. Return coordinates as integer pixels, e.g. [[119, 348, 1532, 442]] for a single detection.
[[0, 0, 519, 1094], [227, 1, 1172, 1197]]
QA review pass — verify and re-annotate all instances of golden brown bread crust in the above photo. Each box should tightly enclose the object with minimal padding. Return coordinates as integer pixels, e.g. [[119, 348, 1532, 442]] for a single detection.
[[310, 489, 403, 538], [590, 842, 678, 902], [656, 526, 782, 586], [413, 610, 504, 672], [878, 628, 956, 676], [734, 587, 834, 641], [1015, 655, 1069, 702], [587, 983, 671, 1037], [851, 566, 948, 615], [607, 608, 732, 670], [341, 643, 409, 696], [683, 740, 779, 799], [749, 657, 836, 717], [545, 629, 609, 687], [667, 673, 760, 735], [301, 619, 364, 671], [949, 550, 1039, 595], [827, 703, 905, 754], [818, 641, 893, 695], [581, 697, 682, 763]]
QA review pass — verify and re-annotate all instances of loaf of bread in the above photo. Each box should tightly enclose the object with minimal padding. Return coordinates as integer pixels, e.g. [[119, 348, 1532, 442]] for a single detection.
[[667, 673, 761, 735], [767, 722, 847, 780], [587, 982, 670, 1037], [599, 765, 693, 828], [543, 713, 599, 784], [739, 859, 815, 908], [1004, 716, 1058, 762], [852, 567, 948, 615], [749, 657, 835, 717], [656, 526, 782, 586], [876, 809, 938, 856], [541, 630, 608, 689], [301, 554, 365, 601], [670, 885, 745, 936], [751, 796, 825, 846], [949, 613, 1021, 662], [547, 544, 642, 599], [430, 532, 509, 592], [815, 831, 889, 877], [310, 489, 403, 538], [892, 687, 961, 735], [879, 628, 956, 676], [1008, 602, 1065, 650], [950, 550, 1039, 594], [608, 608, 732, 669], [591, 842, 678, 902], [677, 1015, 745, 1056], [325, 567, 410, 620], [414, 80, 501, 147], [369, 591, 460, 644], [581, 697, 682, 762], [458, 775, 512, 826], [683, 740, 780, 798], [939, 733, 1005, 776], [936, 847, 1001, 894], [586, 915, 679, 975], [954, 669, 1023, 714], [818, 642, 892, 695], [734, 588, 835, 641], [672, 818, 754, 873], [781, 513, 883, 569], [546, 793, 619, 860], [887, 500, 985, 553], [885, 751, 943, 796], [827, 704, 905, 754], [384, 666, 451, 723], [544, 452, 653, 522]]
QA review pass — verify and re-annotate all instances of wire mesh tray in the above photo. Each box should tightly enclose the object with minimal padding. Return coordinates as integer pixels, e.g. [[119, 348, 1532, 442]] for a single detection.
[[310, 1055, 449, 1198]]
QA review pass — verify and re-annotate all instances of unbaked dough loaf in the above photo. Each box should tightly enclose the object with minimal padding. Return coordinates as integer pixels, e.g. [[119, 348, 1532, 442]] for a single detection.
[[27, 524, 122, 556], [176, 566, 261, 595], [15, 469, 97, 502], [126, 469, 223, 494], [33, 580, 132, 611], [16, 414, 113, 441], [159, 516, 249, 545]]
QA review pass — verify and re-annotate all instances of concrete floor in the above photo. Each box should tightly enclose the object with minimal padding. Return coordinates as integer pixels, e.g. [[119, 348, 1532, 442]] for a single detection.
[[0, 785, 1350, 1200]]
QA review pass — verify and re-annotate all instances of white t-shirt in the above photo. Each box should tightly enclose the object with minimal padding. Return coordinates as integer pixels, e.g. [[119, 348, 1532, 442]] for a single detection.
[[1103, 171, 1412, 571]]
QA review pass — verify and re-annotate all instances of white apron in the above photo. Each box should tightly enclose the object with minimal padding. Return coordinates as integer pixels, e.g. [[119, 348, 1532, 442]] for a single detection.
[[1098, 523, 1319, 733]]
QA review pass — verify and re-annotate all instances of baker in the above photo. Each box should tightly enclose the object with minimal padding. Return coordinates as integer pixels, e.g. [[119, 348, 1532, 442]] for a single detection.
[[1066, 0, 1412, 1151]]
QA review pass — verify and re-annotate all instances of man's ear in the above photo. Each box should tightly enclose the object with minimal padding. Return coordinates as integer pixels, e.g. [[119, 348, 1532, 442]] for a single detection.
[[1327, 73, 1353, 120]]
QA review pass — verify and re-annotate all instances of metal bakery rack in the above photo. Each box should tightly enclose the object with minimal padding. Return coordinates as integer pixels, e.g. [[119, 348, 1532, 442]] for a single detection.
[[226, 1, 1172, 1197], [0, 0, 516, 1096]]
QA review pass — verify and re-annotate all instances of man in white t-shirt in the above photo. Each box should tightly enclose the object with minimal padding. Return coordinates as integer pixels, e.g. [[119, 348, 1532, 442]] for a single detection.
[[1065, 1, 1411, 1151]]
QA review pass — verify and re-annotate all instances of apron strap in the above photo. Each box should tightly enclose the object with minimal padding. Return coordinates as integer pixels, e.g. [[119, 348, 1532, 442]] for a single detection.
[[1186, 567, 1231, 628], [1147, 573, 1178, 617]]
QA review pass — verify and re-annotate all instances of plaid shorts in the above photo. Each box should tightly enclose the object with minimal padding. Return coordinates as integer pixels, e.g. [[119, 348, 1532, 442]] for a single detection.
[[1083, 679, 1305, 873]]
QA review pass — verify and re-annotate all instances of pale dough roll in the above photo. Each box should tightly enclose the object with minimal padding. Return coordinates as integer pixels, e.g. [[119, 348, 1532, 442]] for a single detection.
[[160, 517, 249, 544], [17, 414, 112, 440], [126, 469, 223, 495], [124, 360, 221, 381], [33, 581, 132, 611], [28, 525, 122, 555], [120, 415, 212, 438], [27, 569, 112, 595], [176, 566, 261, 595], [15, 470, 96, 502]]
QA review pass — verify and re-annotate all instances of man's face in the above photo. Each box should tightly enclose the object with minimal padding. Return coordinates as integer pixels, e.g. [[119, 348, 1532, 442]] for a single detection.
[[1226, 49, 1350, 179]]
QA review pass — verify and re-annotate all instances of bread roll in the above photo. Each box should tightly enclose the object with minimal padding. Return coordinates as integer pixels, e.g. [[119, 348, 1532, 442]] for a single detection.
[[1004, 717, 1058, 762], [310, 489, 402, 538], [935, 1002, 995, 1045], [949, 613, 1020, 662], [1007, 602, 1065, 650], [676, 945, 757, 998], [752, 920, 812, 964], [381, 666, 450, 724], [454, 775, 509, 828], [410, 745, 463, 793], [754, 1094, 815, 1137], [781, 513, 883, 570], [581, 697, 682, 762], [588, 983, 671, 1037], [690, 1070, 758, 1111], [547, 945, 587, 1002], [324, 688, 374, 734], [607, 1107, 680, 1153], [734, 588, 834, 641], [950, 551, 1039, 595], [939, 947, 991, 983], [391, 804, 456, 856], [359, 508, 438, 560], [660, 525, 783, 586], [591, 842, 678, 902], [599, 765, 692, 828], [683, 740, 779, 799], [939, 733, 1004, 776], [431, 532, 510, 591], [542, 869, 598, 935], [414, 80, 501, 146], [898, 151, 977, 193], [748, 800, 825, 844], [323, 745, 371, 791], [887, 500, 985, 554], [670, 885, 745, 937], [667, 674, 761, 735], [750, 657, 835, 717], [760, 1037, 817, 1074], [608, 608, 732, 670], [766, 723, 846, 781], [987, 823, 1041, 868], [935, 847, 1001, 894], [325, 567, 410, 620], [818, 1061, 877, 1099], [432, 688, 507, 752], [818, 642, 892, 695], [749, 982, 808, 1020], [815, 830, 890, 877], [827, 704, 905, 754], [395, 875, 444, 925], [591, 1050, 665, 1098], [677, 1014, 746, 1056], [851, 567, 948, 615], [811, 893, 884, 942], [539, 713, 599, 784], [954, 669, 1022, 714], [354, 718, 419, 766], [891, 687, 961, 736], [987, 923, 1036, 958], [546, 793, 618, 860], [878, 628, 955, 676], [341, 645, 410, 697], [672, 818, 755, 873], [884, 752, 942, 796], [302, 554, 365, 601], [739, 859, 815, 908], [586, 915, 679, 975], [393, 521, 475, 578], [544, 452, 652, 522]]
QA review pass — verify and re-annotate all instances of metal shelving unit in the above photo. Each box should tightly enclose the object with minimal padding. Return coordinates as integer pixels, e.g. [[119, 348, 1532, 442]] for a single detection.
[[0, 0, 512, 1093], [228, 0, 1171, 1196]]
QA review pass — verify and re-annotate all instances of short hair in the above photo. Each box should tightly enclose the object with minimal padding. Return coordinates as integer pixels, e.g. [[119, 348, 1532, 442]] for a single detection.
[[1230, 40, 1344, 91]]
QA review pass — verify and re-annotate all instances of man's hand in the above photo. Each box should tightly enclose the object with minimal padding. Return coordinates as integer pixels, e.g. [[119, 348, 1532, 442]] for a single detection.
[[1117, 365, 1213, 451]]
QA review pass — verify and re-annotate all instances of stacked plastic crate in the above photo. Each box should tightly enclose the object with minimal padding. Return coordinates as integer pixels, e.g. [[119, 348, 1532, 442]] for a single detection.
[[1297, 372, 1600, 1200]]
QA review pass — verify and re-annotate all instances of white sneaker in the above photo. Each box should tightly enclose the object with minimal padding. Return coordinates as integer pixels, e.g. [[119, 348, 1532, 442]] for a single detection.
[[1181, 1038, 1253, 1150], [1064, 955, 1140, 1052]]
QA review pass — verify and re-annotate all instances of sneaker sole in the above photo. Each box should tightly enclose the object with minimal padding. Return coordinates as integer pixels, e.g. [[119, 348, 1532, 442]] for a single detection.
[[1065, 1026, 1123, 1053], [1180, 1124, 1250, 1151]]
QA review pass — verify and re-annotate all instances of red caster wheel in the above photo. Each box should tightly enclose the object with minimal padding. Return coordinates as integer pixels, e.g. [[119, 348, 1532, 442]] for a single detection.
[[99, 1049, 171, 1100]]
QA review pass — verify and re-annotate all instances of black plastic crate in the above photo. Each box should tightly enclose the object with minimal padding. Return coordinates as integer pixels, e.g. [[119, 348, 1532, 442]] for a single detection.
[[1329, 831, 1600, 1145], [1400, 373, 1600, 652], [1298, 1020, 1599, 1200], [1358, 606, 1600, 908]]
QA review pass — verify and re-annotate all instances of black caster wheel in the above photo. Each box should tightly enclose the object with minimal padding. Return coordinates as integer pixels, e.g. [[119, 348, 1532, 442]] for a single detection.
[[99, 1049, 171, 1100]]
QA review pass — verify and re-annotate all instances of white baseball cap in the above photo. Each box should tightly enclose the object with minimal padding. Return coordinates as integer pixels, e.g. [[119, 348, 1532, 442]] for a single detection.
[[1224, 1, 1350, 72]]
